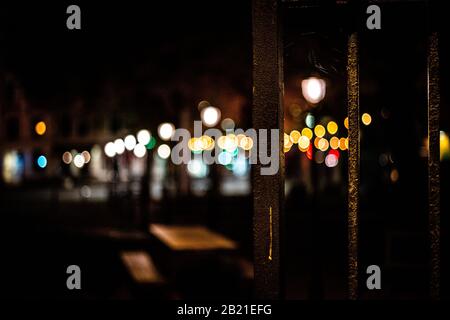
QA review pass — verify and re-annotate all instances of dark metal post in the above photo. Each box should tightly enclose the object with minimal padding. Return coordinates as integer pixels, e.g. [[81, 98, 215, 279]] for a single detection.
[[347, 32, 360, 300], [427, 31, 440, 299], [252, 0, 284, 299]]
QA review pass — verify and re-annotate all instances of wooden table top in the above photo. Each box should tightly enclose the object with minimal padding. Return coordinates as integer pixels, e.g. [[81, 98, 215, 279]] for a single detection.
[[149, 224, 237, 251]]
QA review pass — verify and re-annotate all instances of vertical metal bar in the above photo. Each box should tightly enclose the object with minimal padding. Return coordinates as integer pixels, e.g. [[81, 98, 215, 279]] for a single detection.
[[252, 0, 284, 299], [347, 32, 359, 300], [427, 31, 440, 299]]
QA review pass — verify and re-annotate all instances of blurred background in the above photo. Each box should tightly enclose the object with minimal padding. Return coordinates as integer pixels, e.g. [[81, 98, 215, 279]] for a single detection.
[[0, 0, 449, 299]]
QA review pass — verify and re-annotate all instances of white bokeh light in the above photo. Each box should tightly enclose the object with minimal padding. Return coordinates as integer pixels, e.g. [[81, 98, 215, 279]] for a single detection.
[[133, 143, 147, 158], [137, 129, 151, 145], [158, 123, 175, 141], [124, 135, 137, 151], [114, 138, 125, 155], [104, 142, 116, 158], [301, 77, 326, 104], [73, 154, 85, 168], [157, 144, 171, 159], [201, 106, 221, 127], [187, 159, 208, 178]]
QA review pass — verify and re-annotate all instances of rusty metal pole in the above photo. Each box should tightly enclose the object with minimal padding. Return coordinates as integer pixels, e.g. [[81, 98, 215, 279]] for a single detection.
[[347, 32, 360, 300], [427, 31, 440, 300], [252, 0, 284, 299]]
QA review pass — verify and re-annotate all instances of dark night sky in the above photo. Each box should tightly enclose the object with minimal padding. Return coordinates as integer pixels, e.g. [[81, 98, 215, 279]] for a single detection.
[[0, 0, 252, 117]]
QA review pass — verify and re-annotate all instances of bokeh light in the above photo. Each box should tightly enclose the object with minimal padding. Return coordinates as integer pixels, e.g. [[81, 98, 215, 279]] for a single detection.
[[301, 77, 326, 104], [124, 135, 137, 151], [224, 134, 238, 153], [344, 117, 349, 130], [315, 151, 325, 164], [301, 128, 313, 140], [339, 137, 347, 151], [62, 151, 73, 164], [440, 131, 449, 161], [73, 154, 85, 168], [217, 136, 227, 150], [157, 144, 171, 159], [35, 121, 47, 135], [104, 142, 116, 158], [202, 135, 215, 151], [298, 136, 310, 150], [81, 151, 91, 163], [325, 153, 339, 167], [306, 144, 313, 160], [284, 133, 293, 149], [146, 136, 157, 150], [240, 136, 254, 151], [187, 159, 209, 178], [158, 123, 175, 141], [305, 113, 315, 128], [330, 136, 339, 150], [362, 113, 372, 126], [137, 130, 151, 145], [114, 138, 125, 155], [188, 137, 200, 152], [201, 106, 221, 127], [314, 125, 326, 138], [133, 143, 147, 158], [221, 118, 235, 131], [197, 100, 210, 111], [37, 155, 47, 168], [218, 151, 233, 165], [289, 130, 301, 144], [390, 168, 399, 183], [327, 121, 338, 135], [318, 138, 329, 152]]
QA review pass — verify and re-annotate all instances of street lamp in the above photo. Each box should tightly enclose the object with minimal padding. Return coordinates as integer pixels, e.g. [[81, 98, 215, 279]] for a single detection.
[[301, 77, 326, 104]]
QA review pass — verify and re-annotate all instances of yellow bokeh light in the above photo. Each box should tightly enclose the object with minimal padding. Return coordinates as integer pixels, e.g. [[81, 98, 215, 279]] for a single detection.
[[301, 128, 313, 140], [441, 131, 450, 160], [289, 130, 301, 144], [339, 137, 347, 151], [201, 135, 214, 150], [318, 138, 329, 151], [284, 145, 292, 153], [224, 134, 238, 152], [188, 138, 202, 152], [195, 138, 205, 150], [327, 121, 338, 135], [314, 137, 321, 149], [298, 146, 308, 152], [344, 117, 349, 130], [236, 134, 246, 147], [362, 113, 372, 126], [330, 136, 339, 150], [240, 136, 254, 151], [314, 125, 326, 138], [284, 133, 293, 148], [35, 121, 46, 135], [298, 136, 310, 149], [217, 136, 227, 150]]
